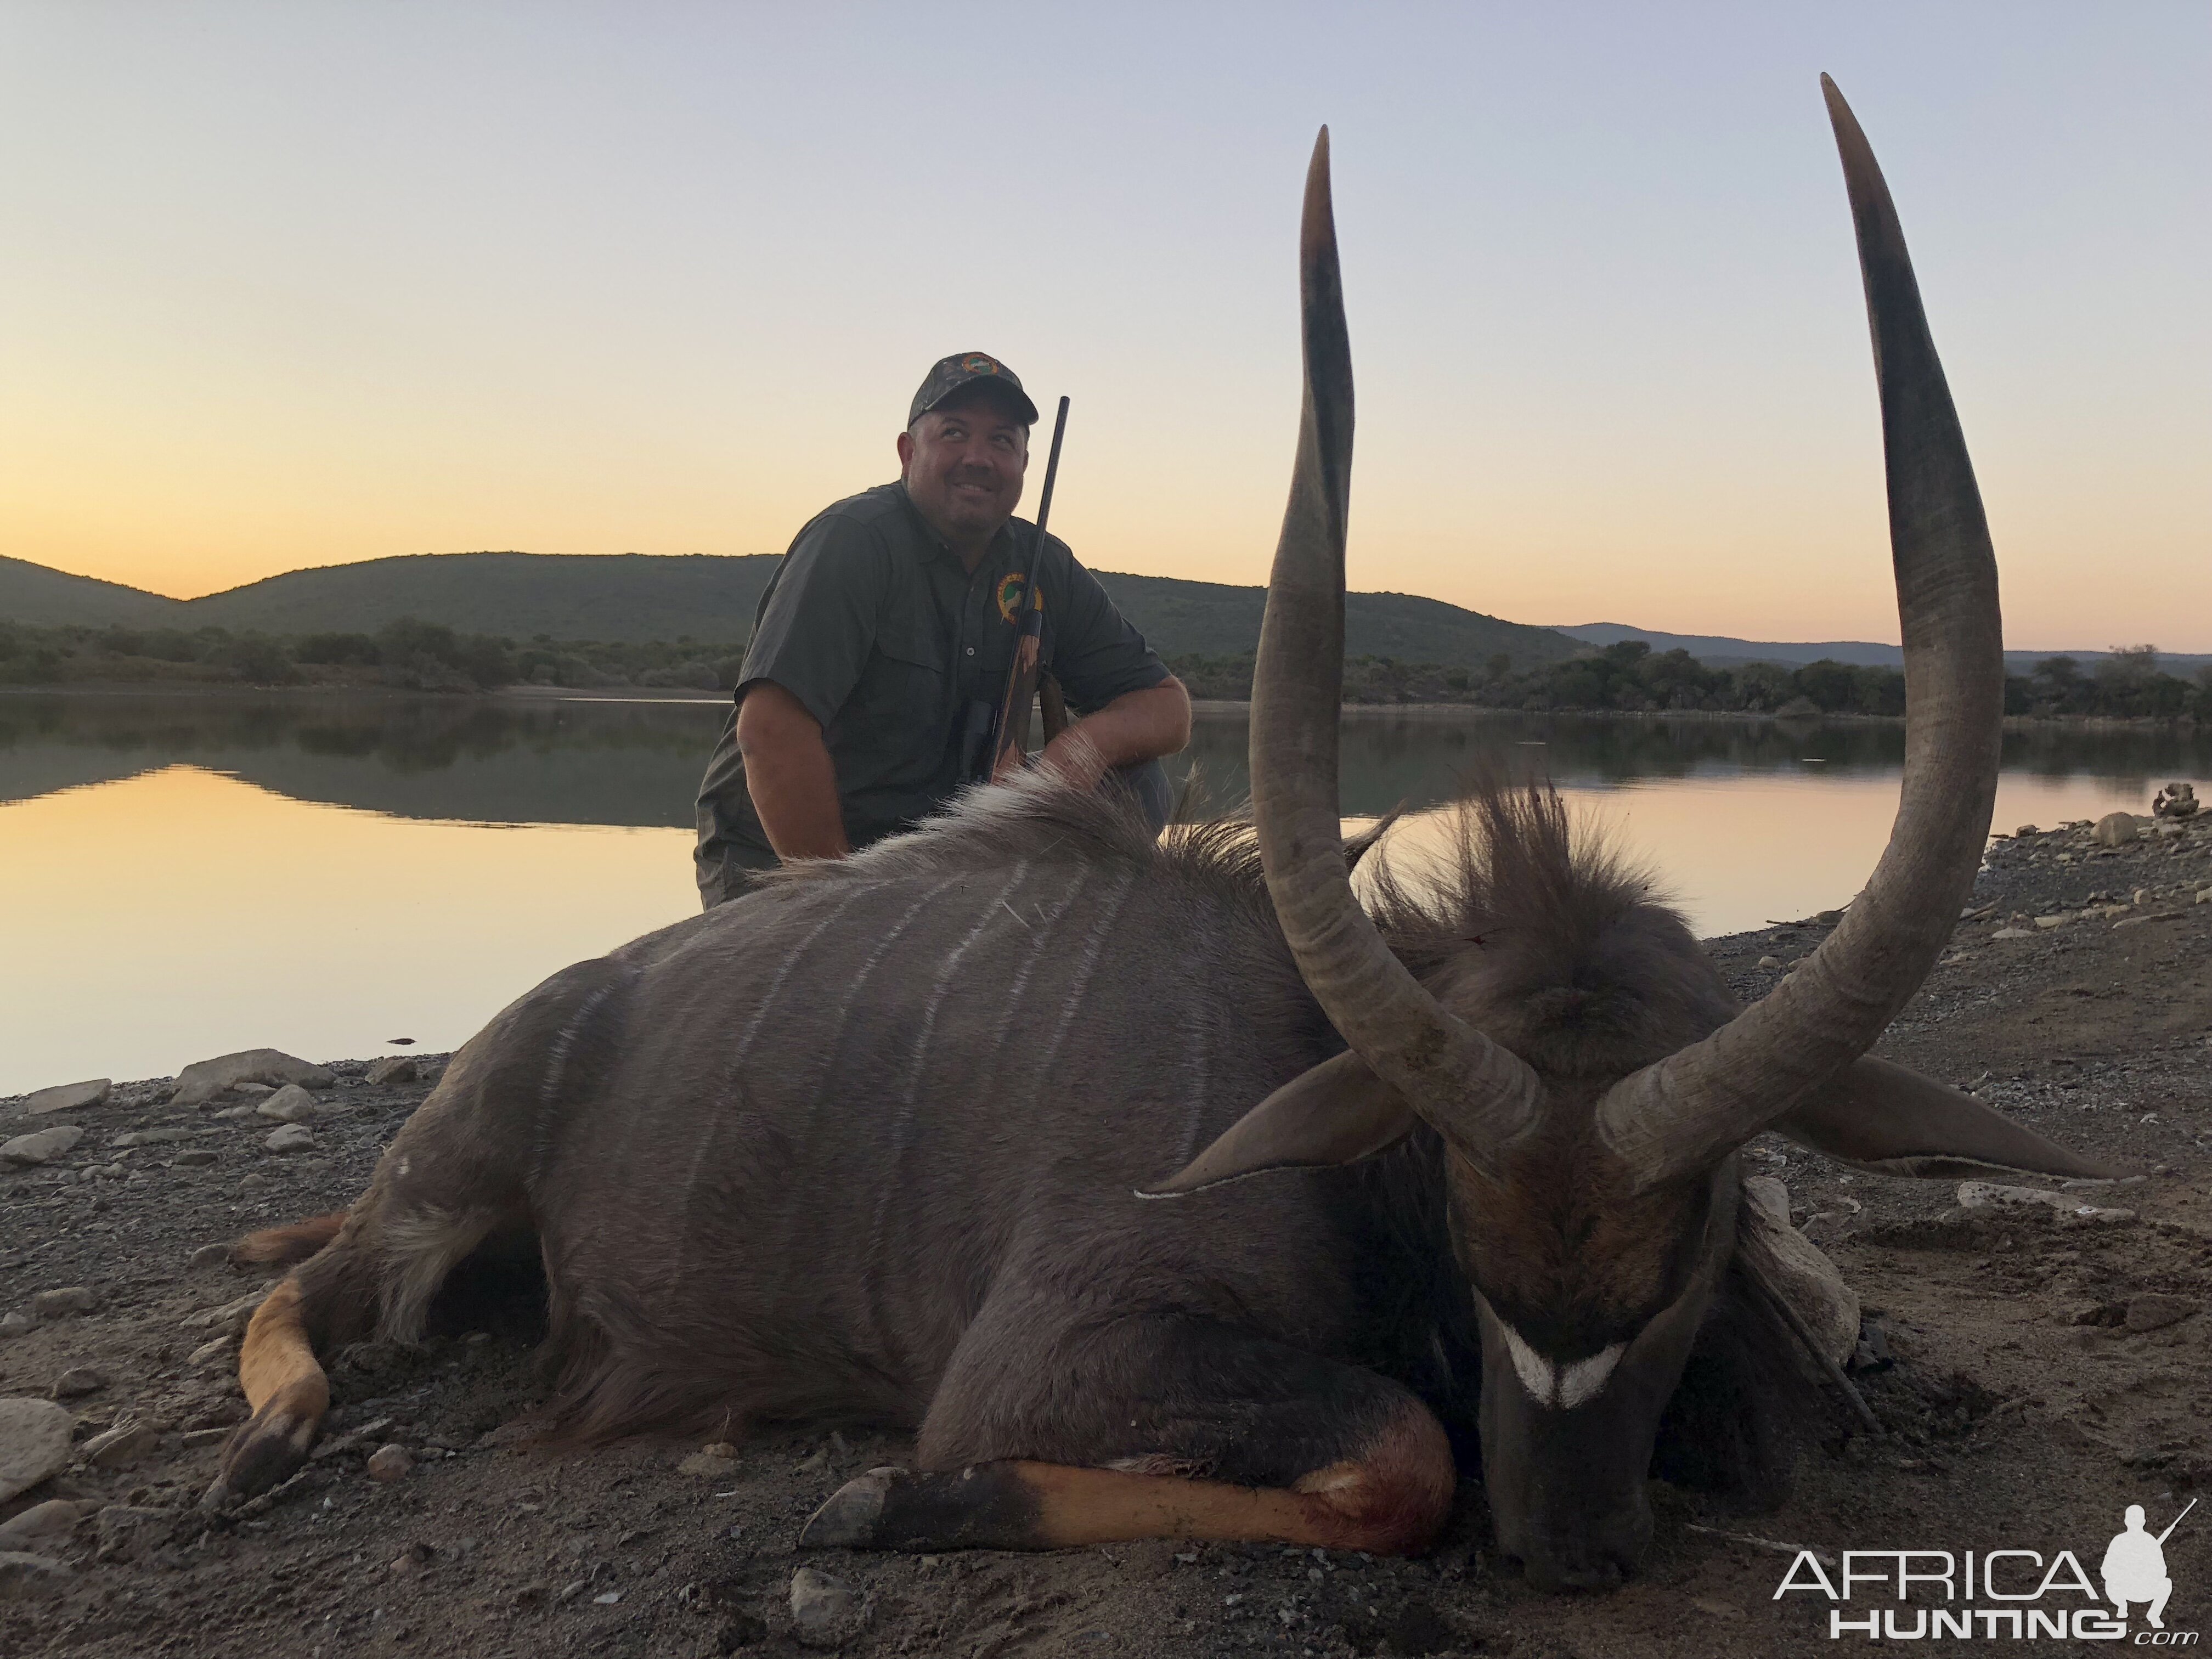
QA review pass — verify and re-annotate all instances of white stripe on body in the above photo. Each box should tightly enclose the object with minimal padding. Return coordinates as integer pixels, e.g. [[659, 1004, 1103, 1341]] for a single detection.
[[667, 878, 887, 1297]]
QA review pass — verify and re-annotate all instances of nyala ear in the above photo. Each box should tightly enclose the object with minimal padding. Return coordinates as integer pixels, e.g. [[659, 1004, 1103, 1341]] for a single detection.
[[1776, 1054, 2127, 1181], [1137, 1050, 1417, 1198]]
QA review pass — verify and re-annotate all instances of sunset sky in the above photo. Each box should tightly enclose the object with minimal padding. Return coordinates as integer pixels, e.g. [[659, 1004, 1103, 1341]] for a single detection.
[[3, 3, 2205, 650]]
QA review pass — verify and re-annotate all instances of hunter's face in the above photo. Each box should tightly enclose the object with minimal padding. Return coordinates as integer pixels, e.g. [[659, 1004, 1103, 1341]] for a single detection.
[[898, 390, 1029, 554]]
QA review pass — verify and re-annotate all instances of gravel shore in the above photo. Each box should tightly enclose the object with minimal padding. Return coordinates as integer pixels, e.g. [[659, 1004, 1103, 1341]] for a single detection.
[[4, 810, 2208, 1658]]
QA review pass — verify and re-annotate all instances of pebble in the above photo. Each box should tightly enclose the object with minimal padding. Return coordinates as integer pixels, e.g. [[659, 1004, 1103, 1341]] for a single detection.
[[50, 1366, 106, 1399], [2091, 812, 2140, 848], [1991, 927, 2033, 939], [188, 1336, 236, 1371], [171, 1048, 334, 1108], [112, 1127, 195, 1147], [255, 1085, 320, 1124], [0, 1313, 32, 1340], [0, 1551, 71, 1599], [1756, 955, 1783, 971], [188, 1243, 231, 1271], [2033, 914, 2073, 930], [174, 1148, 219, 1166], [0, 1499, 94, 1553], [94, 1505, 169, 1562], [2, 1125, 86, 1167], [365, 1055, 418, 1086], [679, 1448, 741, 1477], [0, 1397, 77, 1503], [789, 1566, 865, 1648], [83, 1420, 159, 1469], [31, 1286, 95, 1318], [263, 1123, 316, 1154], [187, 1291, 266, 1338], [1956, 1181, 2135, 1223], [2124, 1294, 2201, 1333], [365, 1444, 413, 1482], [24, 1080, 109, 1117]]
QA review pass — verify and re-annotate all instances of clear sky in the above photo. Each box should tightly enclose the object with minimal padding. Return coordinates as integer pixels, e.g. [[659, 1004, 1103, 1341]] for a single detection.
[[3, 3, 2205, 649]]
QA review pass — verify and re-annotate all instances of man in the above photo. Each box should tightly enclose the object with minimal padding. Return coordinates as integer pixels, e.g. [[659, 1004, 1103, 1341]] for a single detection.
[[693, 352, 1192, 905], [2101, 1504, 2176, 1630]]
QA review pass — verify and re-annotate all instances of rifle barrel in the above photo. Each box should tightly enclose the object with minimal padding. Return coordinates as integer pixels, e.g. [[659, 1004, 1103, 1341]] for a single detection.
[[987, 394, 1071, 778]]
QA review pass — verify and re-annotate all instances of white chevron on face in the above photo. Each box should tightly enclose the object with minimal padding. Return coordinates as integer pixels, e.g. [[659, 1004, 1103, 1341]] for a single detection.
[[1500, 1323, 1626, 1410]]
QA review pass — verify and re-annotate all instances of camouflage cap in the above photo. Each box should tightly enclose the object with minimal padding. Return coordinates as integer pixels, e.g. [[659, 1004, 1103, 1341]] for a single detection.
[[907, 352, 1040, 428]]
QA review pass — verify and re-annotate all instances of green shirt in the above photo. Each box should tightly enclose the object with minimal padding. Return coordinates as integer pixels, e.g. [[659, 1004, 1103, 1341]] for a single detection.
[[693, 482, 1167, 891]]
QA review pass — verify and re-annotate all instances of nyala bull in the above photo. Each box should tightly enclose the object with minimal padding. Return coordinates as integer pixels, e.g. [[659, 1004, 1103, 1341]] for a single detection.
[[209, 80, 2111, 1590]]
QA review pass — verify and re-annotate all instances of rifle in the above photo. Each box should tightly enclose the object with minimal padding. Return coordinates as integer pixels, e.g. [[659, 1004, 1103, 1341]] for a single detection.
[[2157, 1499, 2196, 1545], [985, 394, 1071, 782]]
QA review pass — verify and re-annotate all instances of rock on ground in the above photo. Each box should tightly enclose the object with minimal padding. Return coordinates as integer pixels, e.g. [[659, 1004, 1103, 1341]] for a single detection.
[[789, 1565, 865, 1647], [253, 1084, 320, 1123], [29, 1288, 95, 1319], [22, 1080, 110, 1117], [0, 1552, 70, 1601], [262, 1122, 316, 1154], [0, 1398, 75, 1503], [0, 1500, 93, 1554], [1, 1125, 84, 1167], [170, 1048, 334, 1107]]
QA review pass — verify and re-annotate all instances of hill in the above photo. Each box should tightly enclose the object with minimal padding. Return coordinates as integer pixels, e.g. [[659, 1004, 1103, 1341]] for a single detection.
[[185, 552, 782, 644], [0, 555, 189, 629], [1553, 622, 2212, 678], [4, 551, 1579, 668], [1094, 572, 1575, 669]]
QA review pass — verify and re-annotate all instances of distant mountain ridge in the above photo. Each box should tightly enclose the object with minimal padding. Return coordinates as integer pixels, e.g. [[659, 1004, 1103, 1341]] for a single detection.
[[1551, 622, 2212, 677], [0, 551, 1578, 669]]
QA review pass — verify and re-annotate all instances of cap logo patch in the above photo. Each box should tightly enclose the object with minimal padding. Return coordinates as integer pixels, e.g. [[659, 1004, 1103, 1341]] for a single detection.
[[960, 354, 1001, 376]]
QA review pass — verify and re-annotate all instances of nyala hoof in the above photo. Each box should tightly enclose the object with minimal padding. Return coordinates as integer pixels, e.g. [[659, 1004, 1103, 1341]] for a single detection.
[[199, 1401, 319, 1511], [797, 1461, 1042, 1552], [798, 1466, 902, 1548]]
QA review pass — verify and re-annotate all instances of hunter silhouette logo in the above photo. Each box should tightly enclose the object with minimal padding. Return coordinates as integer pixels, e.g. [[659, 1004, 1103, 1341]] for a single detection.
[[1773, 1498, 2197, 1641], [2106, 1500, 2192, 1631]]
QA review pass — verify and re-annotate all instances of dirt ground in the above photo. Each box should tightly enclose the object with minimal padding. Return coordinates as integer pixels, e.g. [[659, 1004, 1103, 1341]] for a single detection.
[[4, 810, 2209, 1658]]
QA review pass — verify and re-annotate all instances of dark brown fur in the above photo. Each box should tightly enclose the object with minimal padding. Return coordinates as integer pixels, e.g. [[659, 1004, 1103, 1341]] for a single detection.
[[217, 776, 1818, 1573]]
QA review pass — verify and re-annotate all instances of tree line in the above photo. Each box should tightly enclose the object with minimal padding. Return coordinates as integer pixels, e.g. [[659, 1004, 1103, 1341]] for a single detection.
[[5, 618, 2208, 720], [1167, 639, 2212, 719], [0, 619, 743, 693]]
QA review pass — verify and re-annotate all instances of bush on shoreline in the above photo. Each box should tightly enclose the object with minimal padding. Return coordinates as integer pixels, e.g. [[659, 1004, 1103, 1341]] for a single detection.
[[1169, 639, 2212, 720], [0, 618, 746, 695]]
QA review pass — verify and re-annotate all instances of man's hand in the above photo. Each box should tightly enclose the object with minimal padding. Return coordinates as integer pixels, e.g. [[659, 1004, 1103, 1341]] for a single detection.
[[735, 681, 851, 861], [1031, 676, 1192, 792]]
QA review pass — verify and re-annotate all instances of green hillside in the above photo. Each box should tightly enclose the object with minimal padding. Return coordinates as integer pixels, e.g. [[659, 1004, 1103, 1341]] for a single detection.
[[3, 551, 1578, 668], [0, 555, 190, 628], [1094, 571, 1575, 669], [186, 551, 783, 643]]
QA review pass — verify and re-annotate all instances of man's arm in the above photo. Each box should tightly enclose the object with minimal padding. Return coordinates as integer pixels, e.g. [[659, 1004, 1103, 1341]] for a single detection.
[[1037, 675, 1192, 791], [735, 681, 851, 860]]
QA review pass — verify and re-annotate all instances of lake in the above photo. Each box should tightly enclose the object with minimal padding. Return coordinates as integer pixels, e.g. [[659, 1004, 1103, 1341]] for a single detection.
[[4, 689, 2205, 1098]]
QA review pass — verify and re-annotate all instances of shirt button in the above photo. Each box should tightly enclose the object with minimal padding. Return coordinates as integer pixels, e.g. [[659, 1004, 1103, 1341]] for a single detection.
[[966, 647, 976, 656]]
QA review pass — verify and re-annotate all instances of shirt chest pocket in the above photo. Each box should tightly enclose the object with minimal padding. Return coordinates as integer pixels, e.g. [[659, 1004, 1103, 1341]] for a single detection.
[[834, 620, 950, 742]]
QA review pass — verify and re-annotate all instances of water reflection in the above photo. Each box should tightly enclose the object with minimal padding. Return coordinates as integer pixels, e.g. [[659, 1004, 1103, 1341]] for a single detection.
[[5, 692, 2203, 826], [2, 691, 2204, 1097]]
